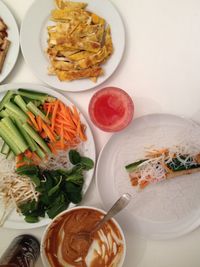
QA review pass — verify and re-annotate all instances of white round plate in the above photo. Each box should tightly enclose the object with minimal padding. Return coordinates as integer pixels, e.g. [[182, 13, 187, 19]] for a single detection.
[[96, 113, 200, 240], [20, 0, 125, 92], [0, 2, 19, 83], [0, 83, 96, 229]]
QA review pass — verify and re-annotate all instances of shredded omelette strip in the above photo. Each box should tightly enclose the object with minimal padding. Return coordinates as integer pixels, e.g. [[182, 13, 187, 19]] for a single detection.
[[47, 0, 113, 82]]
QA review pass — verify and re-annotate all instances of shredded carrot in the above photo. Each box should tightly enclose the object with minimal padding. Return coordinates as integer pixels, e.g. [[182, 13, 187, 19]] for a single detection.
[[40, 131, 47, 139], [63, 130, 72, 142], [72, 105, 80, 126], [36, 116, 43, 132], [46, 104, 52, 118], [79, 125, 87, 141], [16, 154, 26, 168], [51, 100, 59, 131], [55, 118, 75, 129], [16, 154, 23, 163], [32, 152, 42, 164], [27, 111, 39, 132], [161, 162, 173, 173], [54, 141, 68, 150], [140, 180, 149, 189], [41, 99, 87, 153], [42, 122, 56, 142], [24, 150, 32, 159], [16, 161, 27, 168], [48, 143, 57, 155], [60, 123, 65, 149]]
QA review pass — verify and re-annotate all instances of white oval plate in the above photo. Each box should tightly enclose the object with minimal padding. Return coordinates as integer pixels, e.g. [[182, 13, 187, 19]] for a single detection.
[[96, 113, 200, 240], [20, 0, 125, 92], [0, 83, 96, 229], [0, 2, 20, 83]]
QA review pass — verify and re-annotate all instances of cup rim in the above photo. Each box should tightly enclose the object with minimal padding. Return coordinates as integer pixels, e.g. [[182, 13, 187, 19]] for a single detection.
[[41, 205, 126, 267]]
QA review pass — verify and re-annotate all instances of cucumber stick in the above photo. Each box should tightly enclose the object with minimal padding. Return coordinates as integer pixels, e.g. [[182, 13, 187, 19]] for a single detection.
[[6, 150, 15, 160], [33, 140, 46, 159], [0, 109, 9, 118], [4, 108, 19, 120], [23, 123, 51, 154], [14, 118, 37, 152], [0, 90, 14, 111], [125, 159, 147, 173], [27, 101, 50, 124], [17, 89, 55, 103], [1, 142, 10, 155], [0, 123, 21, 155], [5, 102, 28, 122], [14, 95, 29, 113], [1, 117, 29, 153]]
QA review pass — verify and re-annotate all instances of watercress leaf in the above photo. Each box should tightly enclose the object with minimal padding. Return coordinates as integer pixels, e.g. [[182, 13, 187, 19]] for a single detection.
[[30, 210, 45, 218], [65, 182, 82, 204], [80, 157, 94, 170], [71, 165, 83, 174], [48, 176, 62, 197], [39, 193, 49, 206], [46, 194, 69, 218], [19, 200, 38, 215], [69, 150, 81, 165], [25, 215, 39, 223], [50, 170, 63, 182], [42, 174, 54, 191], [65, 181, 82, 193], [29, 175, 40, 187], [66, 173, 84, 185], [68, 191, 82, 204], [57, 168, 73, 177], [16, 165, 39, 176], [47, 202, 69, 219], [35, 185, 44, 193]]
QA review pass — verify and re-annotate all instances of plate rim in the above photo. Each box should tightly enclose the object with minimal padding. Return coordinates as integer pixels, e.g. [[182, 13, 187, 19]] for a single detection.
[[95, 113, 200, 240], [0, 82, 96, 229], [19, 0, 125, 92], [0, 1, 20, 83]]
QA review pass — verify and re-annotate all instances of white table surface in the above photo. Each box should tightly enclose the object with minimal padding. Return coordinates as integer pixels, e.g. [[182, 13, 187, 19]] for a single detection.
[[1, 0, 200, 266]]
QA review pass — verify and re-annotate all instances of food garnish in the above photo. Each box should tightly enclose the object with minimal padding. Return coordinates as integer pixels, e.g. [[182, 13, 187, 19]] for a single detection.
[[0, 89, 93, 224], [0, 17, 11, 73], [46, 0, 113, 82], [125, 146, 200, 189]]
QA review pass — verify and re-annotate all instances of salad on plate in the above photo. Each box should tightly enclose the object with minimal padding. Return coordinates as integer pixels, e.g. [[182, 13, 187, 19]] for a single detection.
[[0, 88, 94, 225]]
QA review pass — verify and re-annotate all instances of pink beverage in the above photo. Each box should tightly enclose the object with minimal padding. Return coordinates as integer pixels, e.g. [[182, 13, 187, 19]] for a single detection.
[[0, 235, 40, 267]]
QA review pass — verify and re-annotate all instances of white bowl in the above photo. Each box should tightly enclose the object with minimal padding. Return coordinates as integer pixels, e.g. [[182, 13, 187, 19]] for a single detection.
[[41, 206, 126, 267]]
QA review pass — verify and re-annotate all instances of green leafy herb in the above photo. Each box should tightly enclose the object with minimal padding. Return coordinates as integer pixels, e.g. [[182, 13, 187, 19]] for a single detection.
[[48, 176, 62, 197], [65, 182, 82, 204], [16, 165, 39, 176], [69, 149, 81, 165], [47, 193, 69, 219], [25, 215, 39, 223], [80, 156, 94, 170], [18, 150, 94, 223]]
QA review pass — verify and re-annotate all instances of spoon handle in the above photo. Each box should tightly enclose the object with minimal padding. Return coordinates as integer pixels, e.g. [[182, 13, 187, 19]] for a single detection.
[[92, 193, 132, 234]]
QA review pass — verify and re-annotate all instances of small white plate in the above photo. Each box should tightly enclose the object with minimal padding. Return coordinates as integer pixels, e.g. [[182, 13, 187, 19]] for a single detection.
[[20, 0, 125, 92], [0, 83, 96, 229], [0, 1, 19, 83], [96, 113, 200, 240]]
